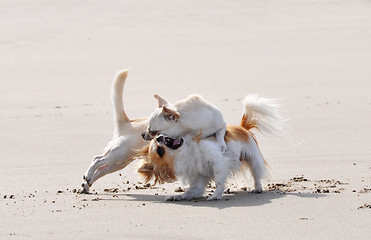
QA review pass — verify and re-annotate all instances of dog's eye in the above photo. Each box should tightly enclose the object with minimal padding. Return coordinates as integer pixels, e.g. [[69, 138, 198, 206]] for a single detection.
[[157, 146, 165, 158], [149, 130, 158, 136], [164, 114, 176, 122]]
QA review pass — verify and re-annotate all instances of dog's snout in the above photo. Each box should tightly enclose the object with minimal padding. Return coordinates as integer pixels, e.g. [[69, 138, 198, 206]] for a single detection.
[[149, 130, 158, 136]]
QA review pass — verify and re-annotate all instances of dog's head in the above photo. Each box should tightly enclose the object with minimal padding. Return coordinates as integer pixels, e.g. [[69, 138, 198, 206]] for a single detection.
[[137, 135, 181, 184], [142, 94, 182, 141]]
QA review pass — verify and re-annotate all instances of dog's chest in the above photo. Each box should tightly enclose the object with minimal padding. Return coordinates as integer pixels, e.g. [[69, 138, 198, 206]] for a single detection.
[[173, 145, 214, 181]]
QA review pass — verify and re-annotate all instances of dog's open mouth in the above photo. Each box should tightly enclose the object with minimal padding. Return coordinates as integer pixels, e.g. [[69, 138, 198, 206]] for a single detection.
[[156, 135, 184, 150]]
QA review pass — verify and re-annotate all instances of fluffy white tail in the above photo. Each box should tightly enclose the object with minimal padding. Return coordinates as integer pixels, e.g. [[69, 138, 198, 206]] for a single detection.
[[112, 69, 130, 132], [242, 95, 284, 135]]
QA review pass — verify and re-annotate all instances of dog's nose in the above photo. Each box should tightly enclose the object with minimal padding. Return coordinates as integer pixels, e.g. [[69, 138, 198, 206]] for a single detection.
[[141, 131, 154, 141], [141, 131, 146, 140]]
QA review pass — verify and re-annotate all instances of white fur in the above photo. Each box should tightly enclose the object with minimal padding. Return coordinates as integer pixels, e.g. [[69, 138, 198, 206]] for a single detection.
[[81, 69, 147, 193], [164, 132, 265, 201], [243, 95, 284, 135], [144, 94, 228, 151], [162, 95, 283, 201]]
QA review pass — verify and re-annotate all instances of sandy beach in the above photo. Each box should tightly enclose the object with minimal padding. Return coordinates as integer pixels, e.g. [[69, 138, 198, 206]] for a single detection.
[[1, 0, 370, 239]]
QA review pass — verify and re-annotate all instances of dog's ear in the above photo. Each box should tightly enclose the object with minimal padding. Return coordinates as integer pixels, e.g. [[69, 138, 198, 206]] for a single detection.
[[137, 162, 154, 183], [162, 105, 180, 120], [138, 163, 154, 173], [154, 94, 170, 107]]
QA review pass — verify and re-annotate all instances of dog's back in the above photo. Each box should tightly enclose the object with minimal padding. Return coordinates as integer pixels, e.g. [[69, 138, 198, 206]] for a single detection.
[[175, 94, 226, 138]]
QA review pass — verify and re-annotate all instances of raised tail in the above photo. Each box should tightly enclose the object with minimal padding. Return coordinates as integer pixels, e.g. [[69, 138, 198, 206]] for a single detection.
[[240, 95, 284, 135], [112, 68, 130, 132]]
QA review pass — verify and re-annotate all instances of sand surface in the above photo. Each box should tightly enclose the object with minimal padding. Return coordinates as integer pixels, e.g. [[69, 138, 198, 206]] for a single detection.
[[1, 0, 370, 239]]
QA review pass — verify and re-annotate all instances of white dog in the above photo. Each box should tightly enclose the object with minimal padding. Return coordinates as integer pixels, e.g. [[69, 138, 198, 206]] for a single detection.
[[137, 95, 283, 200], [81, 69, 148, 193], [142, 94, 228, 151]]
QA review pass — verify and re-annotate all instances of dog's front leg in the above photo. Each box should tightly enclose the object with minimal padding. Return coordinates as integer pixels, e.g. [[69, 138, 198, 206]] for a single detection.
[[166, 176, 208, 201], [83, 155, 106, 187], [81, 154, 107, 193], [84, 160, 134, 193], [81, 146, 131, 193]]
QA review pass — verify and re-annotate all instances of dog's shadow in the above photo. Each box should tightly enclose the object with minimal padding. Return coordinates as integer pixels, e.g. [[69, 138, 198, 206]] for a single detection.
[[108, 190, 325, 209]]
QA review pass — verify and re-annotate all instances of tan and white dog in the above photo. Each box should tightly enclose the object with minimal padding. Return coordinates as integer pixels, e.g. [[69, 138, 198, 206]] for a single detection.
[[142, 94, 228, 152], [81, 69, 148, 193], [137, 95, 283, 200]]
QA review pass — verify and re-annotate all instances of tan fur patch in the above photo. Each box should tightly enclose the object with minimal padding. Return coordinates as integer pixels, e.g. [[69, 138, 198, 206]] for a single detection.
[[224, 112, 261, 143], [225, 125, 252, 143], [225, 120, 267, 166], [136, 143, 177, 184], [240, 113, 258, 132]]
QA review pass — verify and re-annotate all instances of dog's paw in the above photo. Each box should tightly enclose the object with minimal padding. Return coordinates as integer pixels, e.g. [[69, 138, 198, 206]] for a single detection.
[[83, 175, 91, 184], [80, 183, 90, 194], [83, 175, 93, 186], [165, 195, 181, 201], [207, 193, 223, 201], [252, 187, 263, 194], [165, 194, 188, 201], [220, 143, 228, 153]]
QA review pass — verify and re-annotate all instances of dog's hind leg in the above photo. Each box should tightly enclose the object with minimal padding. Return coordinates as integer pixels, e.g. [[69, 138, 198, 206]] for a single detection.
[[215, 127, 228, 152], [251, 152, 266, 193], [238, 135, 266, 193], [245, 146, 265, 193], [250, 157, 264, 193]]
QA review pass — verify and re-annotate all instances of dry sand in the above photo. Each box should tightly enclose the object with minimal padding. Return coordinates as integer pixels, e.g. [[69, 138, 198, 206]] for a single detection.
[[1, 0, 370, 239]]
